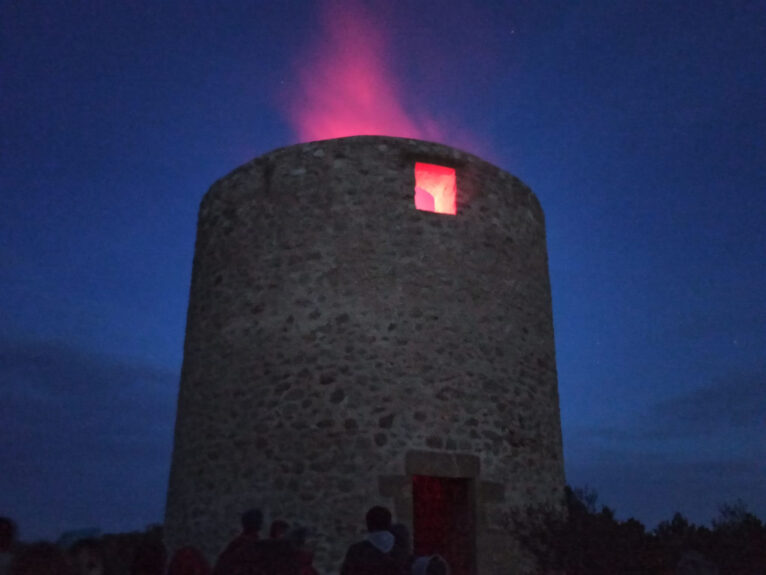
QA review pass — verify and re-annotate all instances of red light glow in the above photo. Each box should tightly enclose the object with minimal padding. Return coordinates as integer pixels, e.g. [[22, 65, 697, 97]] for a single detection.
[[283, 1, 442, 142], [414, 163, 457, 215]]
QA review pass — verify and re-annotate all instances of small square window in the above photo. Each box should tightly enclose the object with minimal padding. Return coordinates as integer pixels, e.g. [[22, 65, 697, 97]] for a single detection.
[[414, 162, 457, 215]]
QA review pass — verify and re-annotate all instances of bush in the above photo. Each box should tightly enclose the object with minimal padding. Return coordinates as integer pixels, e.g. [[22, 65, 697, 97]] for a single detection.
[[510, 487, 766, 574]]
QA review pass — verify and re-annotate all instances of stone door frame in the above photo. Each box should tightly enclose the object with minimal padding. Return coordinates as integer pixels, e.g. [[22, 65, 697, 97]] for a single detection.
[[379, 450, 506, 575]]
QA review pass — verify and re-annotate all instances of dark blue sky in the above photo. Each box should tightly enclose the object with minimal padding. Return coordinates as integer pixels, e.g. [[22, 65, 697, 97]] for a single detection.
[[2, 1, 764, 541]]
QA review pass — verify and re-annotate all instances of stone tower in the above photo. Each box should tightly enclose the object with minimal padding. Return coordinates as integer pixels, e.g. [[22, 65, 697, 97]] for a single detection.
[[165, 136, 565, 575]]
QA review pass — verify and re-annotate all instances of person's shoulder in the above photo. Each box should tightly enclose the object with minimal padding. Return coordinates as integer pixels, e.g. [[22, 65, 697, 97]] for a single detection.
[[259, 538, 295, 557], [256, 540, 300, 574], [348, 540, 398, 563], [345, 539, 377, 556], [342, 540, 373, 569], [221, 534, 251, 555], [233, 537, 271, 557], [220, 537, 268, 566]]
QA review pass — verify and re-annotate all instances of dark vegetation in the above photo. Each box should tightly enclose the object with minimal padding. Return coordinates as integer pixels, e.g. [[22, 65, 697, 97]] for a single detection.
[[98, 524, 165, 575], [509, 486, 766, 574], [7, 490, 766, 574], [9, 524, 164, 575]]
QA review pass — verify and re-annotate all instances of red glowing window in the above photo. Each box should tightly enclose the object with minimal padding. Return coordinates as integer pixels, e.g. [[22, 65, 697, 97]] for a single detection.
[[414, 163, 457, 215]]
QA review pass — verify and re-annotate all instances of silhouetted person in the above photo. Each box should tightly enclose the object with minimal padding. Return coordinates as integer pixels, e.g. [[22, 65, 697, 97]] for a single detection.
[[214, 508, 299, 575], [217, 537, 299, 575], [340, 506, 401, 575], [269, 520, 289, 540], [285, 528, 317, 575], [129, 539, 165, 575], [69, 539, 105, 575], [9, 543, 72, 575], [410, 554, 449, 575], [167, 546, 211, 575], [0, 517, 17, 575], [389, 523, 413, 573]]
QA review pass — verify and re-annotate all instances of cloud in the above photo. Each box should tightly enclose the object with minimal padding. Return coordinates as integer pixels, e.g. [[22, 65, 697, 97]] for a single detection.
[[582, 370, 766, 442], [0, 339, 178, 541], [564, 369, 766, 528], [652, 371, 766, 432], [565, 446, 766, 530]]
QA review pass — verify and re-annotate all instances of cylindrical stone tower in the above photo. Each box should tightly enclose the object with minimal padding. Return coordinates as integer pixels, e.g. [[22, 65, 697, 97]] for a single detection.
[[165, 136, 565, 575]]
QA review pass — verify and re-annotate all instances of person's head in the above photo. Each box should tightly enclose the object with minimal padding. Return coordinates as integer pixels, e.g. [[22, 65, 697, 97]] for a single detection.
[[365, 506, 392, 533], [425, 555, 449, 575], [10, 542, 73, 575], [411, 554, 449, 575], [0, 516, 16, 552], [269, 520, 289, 540], [240, 509, 263, 535], [69, 539, 104, 575], [167, 546, 210, 575]]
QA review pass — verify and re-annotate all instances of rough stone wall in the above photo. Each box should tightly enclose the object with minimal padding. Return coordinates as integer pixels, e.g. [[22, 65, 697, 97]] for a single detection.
[[165, 136, 565, 575]]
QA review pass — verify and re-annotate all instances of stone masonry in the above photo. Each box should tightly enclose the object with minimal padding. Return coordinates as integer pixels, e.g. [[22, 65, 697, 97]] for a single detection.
[[165, 136, 566, 574]]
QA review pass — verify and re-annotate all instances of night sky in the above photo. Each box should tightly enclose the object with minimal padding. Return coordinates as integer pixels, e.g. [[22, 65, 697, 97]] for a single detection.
[[2, 1, 764, 542]]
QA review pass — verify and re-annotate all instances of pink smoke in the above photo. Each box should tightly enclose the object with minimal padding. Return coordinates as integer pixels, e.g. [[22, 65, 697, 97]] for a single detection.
[[283, 1, 444, 143]]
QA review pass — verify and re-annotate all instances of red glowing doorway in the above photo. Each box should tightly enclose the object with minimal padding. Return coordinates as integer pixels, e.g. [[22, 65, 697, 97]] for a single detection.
[[412, 475, 475, 575]]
